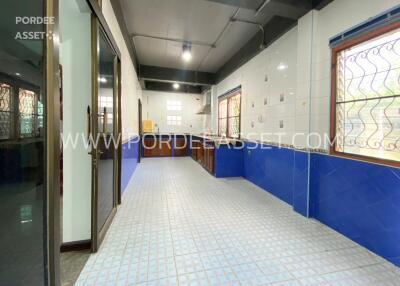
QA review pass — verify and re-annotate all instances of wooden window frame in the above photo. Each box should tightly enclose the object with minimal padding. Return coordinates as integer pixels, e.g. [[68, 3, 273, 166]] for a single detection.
[[330, 21, 400, 168], [218, 90, 242, 139], [0, 75, 41, 141]]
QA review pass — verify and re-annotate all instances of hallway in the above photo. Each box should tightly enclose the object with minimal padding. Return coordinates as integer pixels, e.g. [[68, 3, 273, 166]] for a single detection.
[[76, 158, 399, 286]]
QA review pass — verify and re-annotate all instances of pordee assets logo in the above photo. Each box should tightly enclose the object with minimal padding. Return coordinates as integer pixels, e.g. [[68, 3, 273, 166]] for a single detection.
[[14, 16, 55, 40]]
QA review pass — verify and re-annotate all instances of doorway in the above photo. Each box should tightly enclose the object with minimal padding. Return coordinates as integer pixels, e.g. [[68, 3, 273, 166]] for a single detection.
[[90, 20, 120, 252]]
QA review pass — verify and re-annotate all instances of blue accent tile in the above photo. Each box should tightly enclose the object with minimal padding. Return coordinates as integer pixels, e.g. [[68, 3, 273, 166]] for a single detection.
[[121, 136, 140, 192], [214, 144, 244, 178], [311, 153, 400, 266], [293, 151, 309, 217], [243, 142, 294, 205]]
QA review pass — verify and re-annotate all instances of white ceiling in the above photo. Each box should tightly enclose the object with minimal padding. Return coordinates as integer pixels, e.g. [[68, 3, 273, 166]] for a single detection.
[[120, 0, 275, 72], [119, 0, 309, 73]]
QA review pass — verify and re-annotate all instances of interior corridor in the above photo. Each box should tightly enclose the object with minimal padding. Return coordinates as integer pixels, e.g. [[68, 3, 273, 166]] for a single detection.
[[76, 158, 400, 286]]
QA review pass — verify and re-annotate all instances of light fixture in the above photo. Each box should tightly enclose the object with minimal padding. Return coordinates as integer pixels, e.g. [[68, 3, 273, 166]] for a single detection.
[[99, 77, 107, 83], [173, 83, 180, 89], [182, 43, 192, 62], [15, 72, 21, 76], [277, 63, 288, 71]]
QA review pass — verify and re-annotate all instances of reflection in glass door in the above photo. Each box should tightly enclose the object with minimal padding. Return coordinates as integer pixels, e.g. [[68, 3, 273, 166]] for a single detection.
[[0, 0, 59, 285], [91, 22, 118, 251]]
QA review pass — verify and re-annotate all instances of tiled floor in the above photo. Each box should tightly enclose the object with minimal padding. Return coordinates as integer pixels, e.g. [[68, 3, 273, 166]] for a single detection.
[[76, 157, 400, 286]]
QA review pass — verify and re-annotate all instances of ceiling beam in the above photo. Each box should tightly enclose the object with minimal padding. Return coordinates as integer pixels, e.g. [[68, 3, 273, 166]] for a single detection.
[[144, 81, 203, 94], [202, 0, 265, 10], [312, 0, 335, 10], [139, 65, 216, 86]]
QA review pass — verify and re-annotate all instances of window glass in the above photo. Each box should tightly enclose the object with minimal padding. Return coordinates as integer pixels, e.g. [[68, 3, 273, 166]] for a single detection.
[[334, 27, 400, 163]]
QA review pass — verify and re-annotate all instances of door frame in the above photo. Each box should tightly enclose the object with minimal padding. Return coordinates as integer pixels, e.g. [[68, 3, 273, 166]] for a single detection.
[[138, 98, 142, 163], [47, 0, 61, 285], [90, 17, 122, 252]]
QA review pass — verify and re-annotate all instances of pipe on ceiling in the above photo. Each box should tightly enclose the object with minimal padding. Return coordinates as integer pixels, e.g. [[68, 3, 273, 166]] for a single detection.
[[132, 33, 216, 48], [196, 7, 241, 71], [254, 0, 271, 17], [230, 18, 266, 49]]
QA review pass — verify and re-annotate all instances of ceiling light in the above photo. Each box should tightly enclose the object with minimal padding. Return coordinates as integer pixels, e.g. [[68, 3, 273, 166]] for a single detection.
[[182, 43, 192, 62], [99, 77, 107, 83], [15, 72, 21, 76], [277, 63, 288, 71], [173, 83, 180, 89]]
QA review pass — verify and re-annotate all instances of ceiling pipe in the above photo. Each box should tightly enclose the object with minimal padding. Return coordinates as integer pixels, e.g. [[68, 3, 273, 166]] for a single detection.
[[132, 33, 216, 48], [230, 18, 266, 49], [196, 7, 241, 71], [254, 0, 271, 17]]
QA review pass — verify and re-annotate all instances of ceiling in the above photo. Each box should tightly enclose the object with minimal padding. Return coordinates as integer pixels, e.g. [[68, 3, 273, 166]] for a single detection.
[[116, 0, 333, 89]]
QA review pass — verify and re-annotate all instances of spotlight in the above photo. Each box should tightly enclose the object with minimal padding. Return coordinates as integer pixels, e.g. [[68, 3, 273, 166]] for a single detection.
[[173, 83, 180, 89], [15, 72, 21, 76], [277, 63, 288, 71], [99, 77, 107, 83], [182, 43, 192, 62]]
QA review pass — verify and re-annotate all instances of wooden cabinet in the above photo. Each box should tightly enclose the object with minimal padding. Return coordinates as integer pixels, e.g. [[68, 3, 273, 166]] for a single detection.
[[191, 141, 201, 160], [174, 138, 188, 157], [143, 138, 173, 157], [191, 140, 215, 174]]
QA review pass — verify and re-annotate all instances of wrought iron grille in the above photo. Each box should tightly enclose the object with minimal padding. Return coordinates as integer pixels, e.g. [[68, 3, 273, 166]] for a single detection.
[[218, 92, 241, 138], [335, 27, 400, 162], [19, 88, 40, 138], [0, 83, 13, 140]]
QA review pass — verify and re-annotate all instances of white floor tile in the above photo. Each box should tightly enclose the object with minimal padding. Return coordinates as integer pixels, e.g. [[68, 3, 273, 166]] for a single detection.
[[76, 157, 399, 286]]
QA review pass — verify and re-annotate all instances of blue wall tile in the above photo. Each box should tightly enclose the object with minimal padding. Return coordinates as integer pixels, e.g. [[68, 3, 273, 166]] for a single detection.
[[293, 151, 310, 217], [121, 136, 140, 193], [214, 145, 244, 178], [311, 153, 400, 266], [243, 142, 294, 205]]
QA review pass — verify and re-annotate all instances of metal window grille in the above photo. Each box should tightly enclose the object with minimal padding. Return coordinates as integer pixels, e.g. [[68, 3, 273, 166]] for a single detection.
[[334, 26, 400, 163]]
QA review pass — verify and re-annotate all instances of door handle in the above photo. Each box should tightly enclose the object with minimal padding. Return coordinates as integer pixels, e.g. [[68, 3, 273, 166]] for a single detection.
[[88, 150, 104, 156], [87, 105, 91, 142], [103, 107, 107, 134]]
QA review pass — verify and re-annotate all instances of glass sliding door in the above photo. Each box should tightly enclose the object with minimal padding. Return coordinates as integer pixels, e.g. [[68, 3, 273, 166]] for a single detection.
[[91, 20, 118, 251], [0, 0, 60, 285]]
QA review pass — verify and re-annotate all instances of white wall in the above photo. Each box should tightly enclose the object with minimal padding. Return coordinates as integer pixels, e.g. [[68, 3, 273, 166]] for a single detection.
[[60, 0, 92, 243], [212, 0, 399, 150], [102, 0, 142, 141], [213, 27, 298, 145], [142, 90, 204, 134]]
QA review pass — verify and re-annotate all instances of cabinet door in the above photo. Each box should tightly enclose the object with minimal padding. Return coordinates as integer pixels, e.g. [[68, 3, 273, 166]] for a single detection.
[[175, 138, 188, 156], [208, 147, 215, 174], [143, 139, 155, 157]]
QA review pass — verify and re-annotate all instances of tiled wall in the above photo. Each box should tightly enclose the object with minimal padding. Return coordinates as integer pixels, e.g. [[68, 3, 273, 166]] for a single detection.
[[243, 142, 295, 206], [121, 137, 140, 193], [142, 90, 204, 134], [239, 141, 400, 267], [310, 154, 400, 266], [213, 27, 298, 145]]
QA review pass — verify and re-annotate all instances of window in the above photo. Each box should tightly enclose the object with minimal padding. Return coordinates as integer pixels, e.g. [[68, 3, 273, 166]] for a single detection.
[[218, 90, 241, 138], [19, 88, 42, 138], [331, 23, 400, 165], [167, 115, 182, 126], [0, 83, 13, 140], [167, 100, 182, 111], [0, 82, 42, 140]]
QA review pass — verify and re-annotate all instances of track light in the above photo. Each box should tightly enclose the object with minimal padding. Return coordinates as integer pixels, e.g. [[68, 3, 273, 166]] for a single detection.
[[173, 83, 180, 89], [182, 43, 192, 62]]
